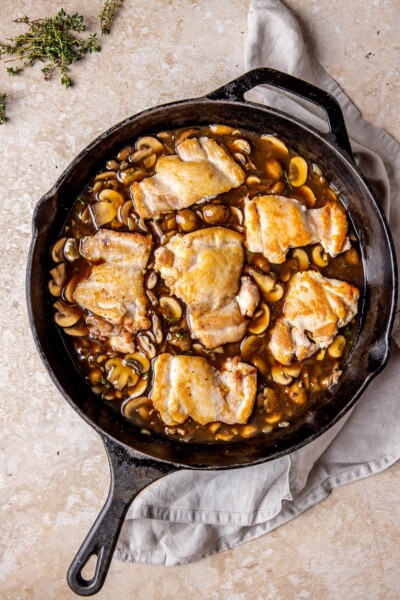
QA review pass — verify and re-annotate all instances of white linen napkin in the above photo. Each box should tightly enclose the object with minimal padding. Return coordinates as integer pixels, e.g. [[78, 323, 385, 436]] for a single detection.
[[115, 0, 400, 566]]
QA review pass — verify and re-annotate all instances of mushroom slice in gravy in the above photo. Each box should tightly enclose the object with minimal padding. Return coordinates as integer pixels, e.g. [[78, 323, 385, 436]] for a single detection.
[[131, 137, 245, 219], [73, 230, 152, 333], [269, 271, 359, 365], [151, 353, 257, 426], [154, 227, 248, 348]]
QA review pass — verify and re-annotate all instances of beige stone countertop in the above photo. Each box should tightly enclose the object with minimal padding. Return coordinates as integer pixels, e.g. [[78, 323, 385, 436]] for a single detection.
[[0, 1, 399, 598]]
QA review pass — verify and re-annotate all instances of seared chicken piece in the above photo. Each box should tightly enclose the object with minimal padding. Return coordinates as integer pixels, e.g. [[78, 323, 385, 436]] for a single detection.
[[235, 276, 260, 317], [154, 227, 248, 348], [131, 137, 245, 218], [151, 353, 257, 426], [308, 201, 351, 257], [269, 270, 359, 365], [74, 230, 152, 334], [244, 196, 350, 263]]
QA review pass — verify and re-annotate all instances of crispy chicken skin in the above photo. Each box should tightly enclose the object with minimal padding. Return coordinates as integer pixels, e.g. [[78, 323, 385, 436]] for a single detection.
[[151, 353, 257, 426], [131, 137, 245, 219], [269, 270, 359, 365], [154, 227, 249, 348], [244, 196, 350, 263], [73, 230, 152, 334]]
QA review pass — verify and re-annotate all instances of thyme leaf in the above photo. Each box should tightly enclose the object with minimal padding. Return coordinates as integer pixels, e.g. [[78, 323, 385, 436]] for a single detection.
[[0, 9, 101, 88], [99, 0, 123, 35], [0, 92, 6, 124]]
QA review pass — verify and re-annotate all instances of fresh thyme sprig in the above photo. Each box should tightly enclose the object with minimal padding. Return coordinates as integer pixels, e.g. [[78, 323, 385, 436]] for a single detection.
[[0, 9, 101, 88], [99, 0, 123, 35], [0, 92, 6, 124]]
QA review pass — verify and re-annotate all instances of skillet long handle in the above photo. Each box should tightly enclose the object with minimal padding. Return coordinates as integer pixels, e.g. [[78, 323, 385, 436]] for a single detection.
[[67, 436, 178, 596], [206, 67, 353, 158]]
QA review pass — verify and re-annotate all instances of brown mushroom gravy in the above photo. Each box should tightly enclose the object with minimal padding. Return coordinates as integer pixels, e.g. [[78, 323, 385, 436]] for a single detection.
[[49, 124, 363, 443]]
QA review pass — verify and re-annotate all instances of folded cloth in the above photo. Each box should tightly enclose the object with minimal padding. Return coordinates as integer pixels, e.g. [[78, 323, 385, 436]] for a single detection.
[[115, 0, 400, 566]]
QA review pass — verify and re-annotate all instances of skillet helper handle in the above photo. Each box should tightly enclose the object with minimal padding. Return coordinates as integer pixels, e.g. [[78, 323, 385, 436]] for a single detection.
[[207, 67, 353, 158], [67, 436, 177, 596]]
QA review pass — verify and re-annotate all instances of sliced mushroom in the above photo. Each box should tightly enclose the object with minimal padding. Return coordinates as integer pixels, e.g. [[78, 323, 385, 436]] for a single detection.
[[48, 280, 62, 297], [253, 255, 270, 273], [126, 378, 148, 400], [175, 128, 198, 145], [152, 314, 163, 344], [261, 387, 277, 413], [230, 139, 251, 154], [119, 168, 147, 186], [94, 171, 117, 182], [292, 248, 309, 271], [90, 201, 118, 227], [105, 357, 139, 391], [296, 185, 316, 208], [209, 124, 235, 135], [264, 282, 285, 303], [265, 158, 284, 181], [63, 324, 88, 337], [250, 355, 269, 377], [143, 154, 156, 169], [136, 136, 164, 154], [240, 334, 262, 362], [245, 175, 261, 186], [264, 412, 283, 425], [124, 351, 150, 374], [53, 299, 82, 327], [50, 263, 66, 287], [200, 204, 229, 225], [240, 425, 258, 438], [216, 431, 235, 442], [261, 134, 289, 156], [278, 261, 293, 282], [80, 207, 93, 225], [119, 200, 134, 226], [63, 275, 79, 303], [234, 152, 246, 165], [327, 335, 346, 358], [123, 396, 151, 419], [230, 206, 243, 225], [288, 156, 308, 187], [117, 146, 134, 162], [64, 238, 79, 262], [344, 248, 360, 265], [149, 220, 164, 238], [106, 159, 120, 171], [160, 296, 182, 322], [129, 148, 153, 163], [98, 189, 124, 206], [137, 334, 157, 359], [51, 237, 67, 263], [269, 181, 285, 195], [146, 271, 158, 290], [288, 381, 307, 404], [248, 302, 270, 335], [250, 269, 276, 297], [176, 208, 198, 232], [163, 215, 177, 231], [271, 364, 293, 385], [312, 244, 329, 267]]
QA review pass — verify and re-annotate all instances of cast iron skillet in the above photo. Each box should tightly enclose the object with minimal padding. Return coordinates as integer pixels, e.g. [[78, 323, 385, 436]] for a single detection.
[[27, 68, 397, 596]]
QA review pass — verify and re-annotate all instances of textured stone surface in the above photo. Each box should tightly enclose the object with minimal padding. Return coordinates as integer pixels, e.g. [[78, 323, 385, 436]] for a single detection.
[[0, 0, 399, 598]]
